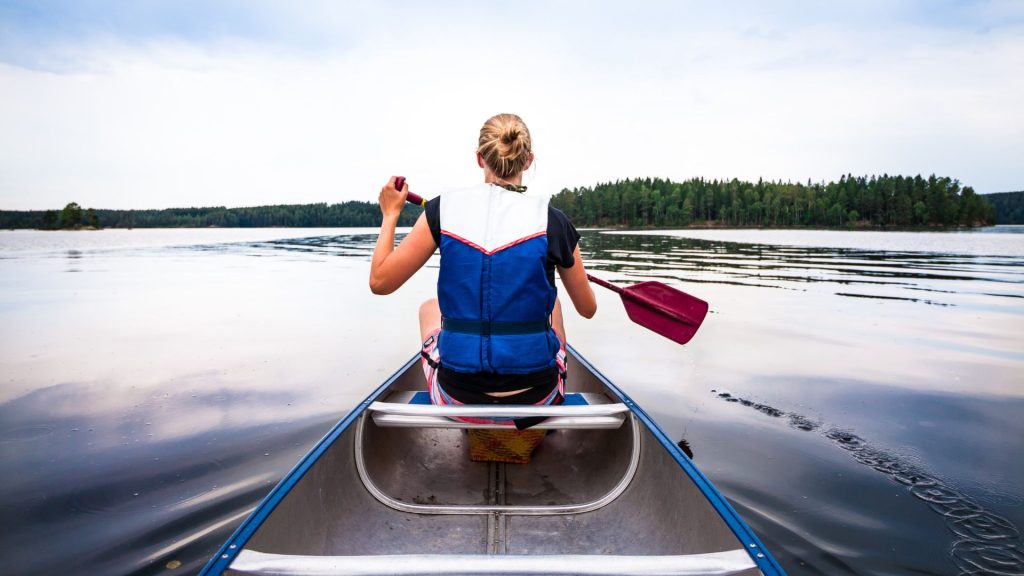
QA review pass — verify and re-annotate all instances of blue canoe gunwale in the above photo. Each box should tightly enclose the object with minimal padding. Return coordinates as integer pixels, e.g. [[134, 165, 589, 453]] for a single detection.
[[200, 345, 785, 575]]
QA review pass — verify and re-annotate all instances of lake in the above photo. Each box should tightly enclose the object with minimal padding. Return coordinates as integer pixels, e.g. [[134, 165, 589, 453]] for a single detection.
[[1, 226, 1022, 575]]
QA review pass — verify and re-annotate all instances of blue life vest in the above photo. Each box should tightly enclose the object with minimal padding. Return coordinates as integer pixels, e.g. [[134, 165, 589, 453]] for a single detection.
[[437, 184, 559, 374]]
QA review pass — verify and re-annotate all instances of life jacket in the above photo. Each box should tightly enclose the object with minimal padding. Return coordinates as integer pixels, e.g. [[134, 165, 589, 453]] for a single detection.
[[437, 184, 559, 374]]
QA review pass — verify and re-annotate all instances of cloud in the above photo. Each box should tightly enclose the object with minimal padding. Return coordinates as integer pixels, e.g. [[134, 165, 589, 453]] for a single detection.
[[1, 1, 1022, 210]]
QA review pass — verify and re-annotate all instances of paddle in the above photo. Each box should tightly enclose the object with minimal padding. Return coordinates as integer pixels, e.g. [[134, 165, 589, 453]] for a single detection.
[[584, 274, 707, 345], [392, 177, 709, 344]]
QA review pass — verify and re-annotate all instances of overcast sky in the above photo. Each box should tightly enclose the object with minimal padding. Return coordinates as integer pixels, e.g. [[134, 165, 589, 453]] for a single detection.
[[1, 1, 1022, 210]]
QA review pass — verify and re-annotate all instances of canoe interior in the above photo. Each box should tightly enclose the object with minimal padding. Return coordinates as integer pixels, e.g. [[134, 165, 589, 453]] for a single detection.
[[230, 352, 761, 574]]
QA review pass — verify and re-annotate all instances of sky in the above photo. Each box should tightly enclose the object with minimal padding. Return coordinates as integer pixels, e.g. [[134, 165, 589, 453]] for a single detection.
[[1, 0, 1022, 210]]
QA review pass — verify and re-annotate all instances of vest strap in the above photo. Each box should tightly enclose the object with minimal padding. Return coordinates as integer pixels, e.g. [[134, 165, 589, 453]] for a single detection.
[[442, 317, 550, 336], [420, 350, 439, 369]]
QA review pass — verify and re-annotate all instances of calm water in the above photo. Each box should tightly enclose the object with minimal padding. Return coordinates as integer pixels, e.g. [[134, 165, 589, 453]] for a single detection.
[[1, 227, 1022, 575]]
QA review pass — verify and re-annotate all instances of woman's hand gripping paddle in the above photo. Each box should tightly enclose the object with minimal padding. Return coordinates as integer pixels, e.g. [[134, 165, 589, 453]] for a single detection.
[[395, 177, 425, 206], [393, 177, 709, 345]]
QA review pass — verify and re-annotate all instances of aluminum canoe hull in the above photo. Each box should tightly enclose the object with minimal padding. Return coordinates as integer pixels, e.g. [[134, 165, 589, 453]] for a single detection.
[[201, 345, 785, 576]]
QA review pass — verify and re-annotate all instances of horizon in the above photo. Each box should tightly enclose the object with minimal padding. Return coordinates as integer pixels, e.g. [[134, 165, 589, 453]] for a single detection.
[[2, 1, 1023, 211], [2, 174, 1021, 213]]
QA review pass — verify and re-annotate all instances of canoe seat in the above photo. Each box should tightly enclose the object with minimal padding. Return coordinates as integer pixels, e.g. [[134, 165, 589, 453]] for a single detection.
[[368, 392, 628, 429], [229, 549, 759, 575]]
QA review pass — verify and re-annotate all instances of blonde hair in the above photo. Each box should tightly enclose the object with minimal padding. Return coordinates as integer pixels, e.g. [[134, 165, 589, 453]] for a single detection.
[[477, 113, 532, 180]]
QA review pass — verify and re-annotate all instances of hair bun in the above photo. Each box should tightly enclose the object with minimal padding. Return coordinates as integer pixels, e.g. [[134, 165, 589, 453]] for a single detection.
[[478, 113, 532, 179]]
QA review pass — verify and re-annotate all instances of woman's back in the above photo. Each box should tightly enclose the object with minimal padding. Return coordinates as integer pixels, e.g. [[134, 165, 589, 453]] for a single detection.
[[369, 113, 596, 412]]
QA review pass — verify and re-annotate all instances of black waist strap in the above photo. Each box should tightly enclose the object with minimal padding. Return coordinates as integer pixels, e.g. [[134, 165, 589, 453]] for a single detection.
[[441, 317, 550, 335]]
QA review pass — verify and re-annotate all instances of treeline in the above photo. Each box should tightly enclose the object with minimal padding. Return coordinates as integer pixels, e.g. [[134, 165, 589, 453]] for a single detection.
[[0, 201, 421, 229], [2, 176, 1007, 231], [983, 191, 1024, 224], [35, 202, 100, 229], [550, 174, 995, 228]]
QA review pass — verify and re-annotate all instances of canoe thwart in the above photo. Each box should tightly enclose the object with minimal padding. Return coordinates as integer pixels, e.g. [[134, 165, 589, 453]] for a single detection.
[[368, 392, 627, 430], [229, 549, 759, 575]]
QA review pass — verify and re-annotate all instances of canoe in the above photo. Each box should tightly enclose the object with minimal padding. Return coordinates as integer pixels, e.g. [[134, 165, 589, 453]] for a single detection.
[[201, 345, 786, 575]]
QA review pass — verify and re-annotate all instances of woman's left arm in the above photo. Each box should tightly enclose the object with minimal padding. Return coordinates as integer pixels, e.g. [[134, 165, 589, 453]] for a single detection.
[[556, 245, 597, 318], [369, 179, 437, 294]]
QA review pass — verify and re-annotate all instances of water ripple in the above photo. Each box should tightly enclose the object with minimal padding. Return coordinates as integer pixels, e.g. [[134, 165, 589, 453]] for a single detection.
[[582, 233, 1024, 308], [714, 390, 1024, 576]]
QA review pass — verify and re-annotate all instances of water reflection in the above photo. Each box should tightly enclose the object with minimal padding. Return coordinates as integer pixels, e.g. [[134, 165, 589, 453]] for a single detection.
[[714, 387, 1024, 574], [582, 232, 1024, 307], [65, 248, 84, 272], [2, 228, 1022, 576], [0, 378, 336, 575], [260, 234, 381, 258], [572, 229, 1024, 574], [156, 233, 398, 263]]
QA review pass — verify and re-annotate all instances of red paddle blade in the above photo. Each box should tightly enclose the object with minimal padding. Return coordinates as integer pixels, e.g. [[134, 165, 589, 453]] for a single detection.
[[619, 281, 709, 345]]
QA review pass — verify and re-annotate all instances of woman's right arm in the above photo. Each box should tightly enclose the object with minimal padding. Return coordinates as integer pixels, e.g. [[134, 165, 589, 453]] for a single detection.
[[556, 245, 597, 318], [369, 178, 437, 294]]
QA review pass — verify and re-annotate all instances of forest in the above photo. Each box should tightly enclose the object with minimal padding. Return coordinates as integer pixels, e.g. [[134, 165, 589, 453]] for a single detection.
[[983, 191, 1024, 224], [0, 201, 421, 230], [549, 174, 996, 228], [0, 174, 1012, 230]]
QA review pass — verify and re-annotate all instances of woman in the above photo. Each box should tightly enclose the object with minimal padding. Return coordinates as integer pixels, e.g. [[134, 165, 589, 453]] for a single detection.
[[369, 113, 596, 432]]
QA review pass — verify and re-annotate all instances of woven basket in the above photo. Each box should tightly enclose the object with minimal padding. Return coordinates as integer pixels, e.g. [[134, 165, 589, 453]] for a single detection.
[[468, 428, 546, 464]]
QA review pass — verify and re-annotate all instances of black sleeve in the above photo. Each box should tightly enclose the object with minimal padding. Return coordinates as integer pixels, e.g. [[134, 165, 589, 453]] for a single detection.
[[424, 196, 441, 246], [547, 206, 580, 268]]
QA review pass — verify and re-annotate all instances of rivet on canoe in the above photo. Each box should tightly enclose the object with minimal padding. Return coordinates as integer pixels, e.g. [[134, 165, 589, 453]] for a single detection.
[[749, 543, 758, 548], [221, 554, 229, 559], [229, 544, 237, 549], [757, 553, 765, 558]]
